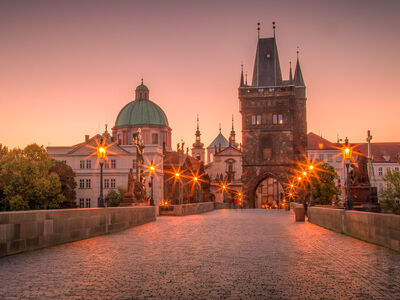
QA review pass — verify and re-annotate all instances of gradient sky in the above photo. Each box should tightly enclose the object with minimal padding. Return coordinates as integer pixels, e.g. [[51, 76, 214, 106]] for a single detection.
[[1, 0, 400, 150]]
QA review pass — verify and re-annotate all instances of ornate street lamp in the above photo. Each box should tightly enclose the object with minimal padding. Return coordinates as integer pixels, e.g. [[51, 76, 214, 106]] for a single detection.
[[96, 144, 107, 208], [342, 137, 353, 210], [149, 164, 156, 206], [308, 164, 315, 206]]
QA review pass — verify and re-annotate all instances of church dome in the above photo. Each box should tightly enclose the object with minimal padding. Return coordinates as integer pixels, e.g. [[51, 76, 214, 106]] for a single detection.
[[135, 83, 149, 91], [115, 99, 169, 128]]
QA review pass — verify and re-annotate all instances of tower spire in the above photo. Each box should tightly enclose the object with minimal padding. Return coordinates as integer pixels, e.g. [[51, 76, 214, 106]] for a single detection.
[[229, 115, 237, 148], [273, 21, 276, 38], [240, 63, 245, 87], [196, 114, 199, 131], [289, 61, 293, 82], [257, 22, 260, 39], [294, 47, 305, 87], [219, 123, 221, 134], [245, 71, 248, 85]]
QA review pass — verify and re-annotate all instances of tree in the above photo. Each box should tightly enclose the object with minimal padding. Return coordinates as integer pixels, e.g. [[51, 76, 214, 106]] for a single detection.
[[311, 162, 339, 205], [380, 169, 400, 215], [105, 187, 126, 207], [50, 160, 77, 208], [0, 144, 64, 210]]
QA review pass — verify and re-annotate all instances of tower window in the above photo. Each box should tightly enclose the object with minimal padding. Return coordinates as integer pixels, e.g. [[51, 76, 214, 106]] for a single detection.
[[273, 114, 283, 125], [251, 115, 262, 125]]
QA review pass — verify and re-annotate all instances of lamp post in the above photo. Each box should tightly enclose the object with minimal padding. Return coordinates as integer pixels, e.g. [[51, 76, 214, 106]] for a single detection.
[[96, 144, 107, 208], [175, 172, 182, 205], [308, 165, 314, 206], [149, 165, 155, 206], [343, 137, 353, 210]]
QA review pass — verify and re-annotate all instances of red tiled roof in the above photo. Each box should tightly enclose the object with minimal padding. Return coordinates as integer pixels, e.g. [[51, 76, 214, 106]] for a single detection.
[[307, 132, 400, 163]]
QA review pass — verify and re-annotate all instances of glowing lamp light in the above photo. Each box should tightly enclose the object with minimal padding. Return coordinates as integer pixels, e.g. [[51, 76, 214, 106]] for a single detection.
[[175, 173, 180, 177], [289, 193, 293, 197], [222, 185, 226, 190], [309, 165, 314, 170], [298, 177, 302, 181], [302, 171, 307, 177], [194, 177, 198, 181], [97, 146, 107, 160], [342, 137, 353, 160], [290, 184, 294, 188], [149, 165, 156, 174], [238, 192, 242, 196]]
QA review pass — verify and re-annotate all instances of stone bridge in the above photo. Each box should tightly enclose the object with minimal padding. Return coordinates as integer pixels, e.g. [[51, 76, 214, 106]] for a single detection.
[[0, 210, 399, 299]]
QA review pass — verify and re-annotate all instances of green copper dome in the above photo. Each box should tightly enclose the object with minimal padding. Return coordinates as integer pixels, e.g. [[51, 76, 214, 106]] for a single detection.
[[115, 99, 169, 128], [136, 84, 149, 91]]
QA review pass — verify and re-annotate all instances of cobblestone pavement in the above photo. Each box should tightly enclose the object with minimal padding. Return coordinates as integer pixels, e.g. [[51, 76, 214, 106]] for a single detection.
[[1, 210, 400, 299]]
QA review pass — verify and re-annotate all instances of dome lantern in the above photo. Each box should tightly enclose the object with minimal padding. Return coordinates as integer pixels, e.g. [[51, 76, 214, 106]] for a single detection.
[[135, 78, 149, 100]]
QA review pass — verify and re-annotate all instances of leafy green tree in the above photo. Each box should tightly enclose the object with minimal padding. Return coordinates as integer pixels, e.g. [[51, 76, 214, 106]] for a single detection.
[[380, 169, 400, 214], [50, 160, 77, 208], [105, 187, 126, 207], [311, 162, 339, 205], [0, 144, 63, 210]]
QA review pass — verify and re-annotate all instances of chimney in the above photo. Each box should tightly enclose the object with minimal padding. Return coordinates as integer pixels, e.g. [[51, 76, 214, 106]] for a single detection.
[[85, 135, 89, 142]]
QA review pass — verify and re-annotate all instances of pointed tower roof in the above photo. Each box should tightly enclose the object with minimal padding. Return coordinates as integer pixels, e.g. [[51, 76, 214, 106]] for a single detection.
[[289, 61, 293, 83], [240, 64, 245, 87], [252, 37, 282, 87], [294, 50, 305, 87], [193, 114, 204, 148]]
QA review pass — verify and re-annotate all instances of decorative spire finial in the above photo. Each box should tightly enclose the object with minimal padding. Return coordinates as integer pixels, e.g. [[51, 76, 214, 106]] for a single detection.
[[197, 114, 199, 130], [219, 123, 221, 134], [272, 21, 276, 38], [257, 22, 260, 39], [232, 115, 234, 131], [141, 76, 143, 85], [297, 46, 299, 60]]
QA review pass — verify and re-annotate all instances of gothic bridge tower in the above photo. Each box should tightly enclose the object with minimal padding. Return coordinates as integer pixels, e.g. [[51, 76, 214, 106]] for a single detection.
[[239, 26, 307, 208]]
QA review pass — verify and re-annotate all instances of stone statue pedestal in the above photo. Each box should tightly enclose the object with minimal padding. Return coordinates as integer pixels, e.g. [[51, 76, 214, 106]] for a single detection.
[[120, 193, 135, 206], [347, 185, 379, 212]]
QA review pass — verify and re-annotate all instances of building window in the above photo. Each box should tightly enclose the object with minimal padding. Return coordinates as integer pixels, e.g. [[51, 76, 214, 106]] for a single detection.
[[79, 198, 84, 208], [118, 134, 122, 144], [85, 179, 91, 189], [327, 154, 333, 162], [79, 179, 85, 189], [86, 160, 91, 169], [336, 155, 342, 162], [318, 154, 324, 161], [152, 133, 159, 145], [251, 115, 261, 125], [378, 167, 383, 176], [80, 160, 85, 169], [111, 179, 116, 188], [278, 114, 283, 124], [132, 159, 136, 168], [111, 159, 116, 169], [272, 114, 283, 125], [257, 115, 261, 125], [395, 167, 399, 172], [251, 115, 256, 125], [104, 179, 110, 189], [85, 198, 91, 208]]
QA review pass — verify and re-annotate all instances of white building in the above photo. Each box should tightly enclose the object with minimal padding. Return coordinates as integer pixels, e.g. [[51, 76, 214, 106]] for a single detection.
[[307, 132, 400, 200], [47, 82, 169, 208]]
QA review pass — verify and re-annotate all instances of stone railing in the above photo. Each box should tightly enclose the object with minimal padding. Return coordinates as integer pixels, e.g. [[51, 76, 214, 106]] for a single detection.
[[160, 202, 214, 216], [0, 206, 156, 257], [214, 202, 233, 209], [308, 207, 400, 252]]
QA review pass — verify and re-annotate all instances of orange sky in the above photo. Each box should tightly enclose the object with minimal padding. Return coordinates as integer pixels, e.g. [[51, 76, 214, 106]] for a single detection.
[[1, 0, 400, 149]]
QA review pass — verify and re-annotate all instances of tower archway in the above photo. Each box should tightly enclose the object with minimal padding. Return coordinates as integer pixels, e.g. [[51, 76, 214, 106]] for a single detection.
[[246, 172, 287, 208]]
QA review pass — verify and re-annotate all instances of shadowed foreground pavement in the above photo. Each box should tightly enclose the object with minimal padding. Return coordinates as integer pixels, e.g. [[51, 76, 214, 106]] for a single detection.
[[1, 209, 400, 299]]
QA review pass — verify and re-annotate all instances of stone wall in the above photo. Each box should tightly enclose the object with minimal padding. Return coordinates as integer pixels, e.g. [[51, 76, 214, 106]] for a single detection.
[[308, 207, 400, 252], [159, 202, 214, 216], [0, 206, 156, 257], [214, 202, 233, 209]]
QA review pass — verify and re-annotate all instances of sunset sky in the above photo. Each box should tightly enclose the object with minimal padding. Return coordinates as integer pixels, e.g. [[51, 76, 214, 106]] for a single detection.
[[1, 0, 400, 149]]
